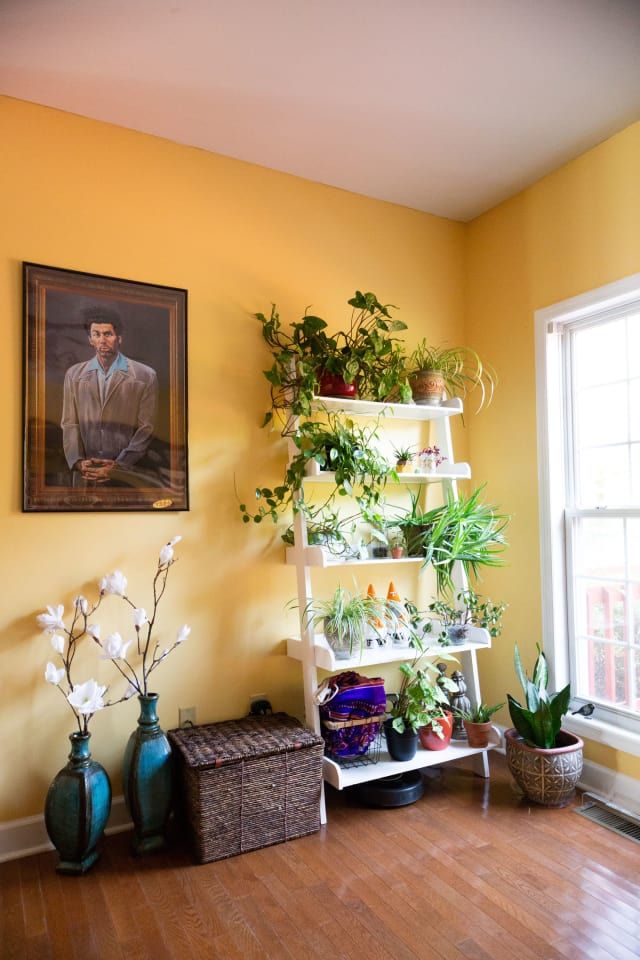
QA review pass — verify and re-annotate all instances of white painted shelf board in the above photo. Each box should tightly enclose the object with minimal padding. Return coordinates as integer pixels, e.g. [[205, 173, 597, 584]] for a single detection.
[[311, 396, 463, 421], [287, 628, 491, 672], [285, 546, 425, 568], [323, 740, 499, 790], [303, 462, 471, 484]]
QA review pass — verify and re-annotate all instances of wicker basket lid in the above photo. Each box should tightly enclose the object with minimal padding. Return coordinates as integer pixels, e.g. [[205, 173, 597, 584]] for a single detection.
[[168, 712, 323, 769]]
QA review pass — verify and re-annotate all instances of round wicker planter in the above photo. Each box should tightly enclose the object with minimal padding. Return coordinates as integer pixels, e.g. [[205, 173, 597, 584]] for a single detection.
[[504, 727, 583, 808]]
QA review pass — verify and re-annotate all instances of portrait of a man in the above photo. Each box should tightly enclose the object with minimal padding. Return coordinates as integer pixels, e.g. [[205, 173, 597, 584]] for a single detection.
[[23, 263, 188, 512]]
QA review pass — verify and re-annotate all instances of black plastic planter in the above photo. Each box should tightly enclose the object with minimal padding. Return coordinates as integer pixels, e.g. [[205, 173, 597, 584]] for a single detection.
[[384, 718, 419, 761]]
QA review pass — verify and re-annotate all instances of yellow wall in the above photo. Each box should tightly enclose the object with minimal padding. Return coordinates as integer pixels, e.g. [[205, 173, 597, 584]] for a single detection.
[[466, 120, 640, 780], [0, 96, 466, 821]]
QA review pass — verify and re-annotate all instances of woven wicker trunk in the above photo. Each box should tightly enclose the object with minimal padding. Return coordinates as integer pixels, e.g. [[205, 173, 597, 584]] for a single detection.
[[168, 713, 324, 863]]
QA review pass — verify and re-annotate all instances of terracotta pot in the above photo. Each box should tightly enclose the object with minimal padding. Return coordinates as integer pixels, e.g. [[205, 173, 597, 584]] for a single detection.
[[391, 546, 404, 559], [318, 371, 358, 399], [418, 711, 453, 751], [410, 369, 445, 406], [504, 727, 584, 807], [463, 719, 493, 748]]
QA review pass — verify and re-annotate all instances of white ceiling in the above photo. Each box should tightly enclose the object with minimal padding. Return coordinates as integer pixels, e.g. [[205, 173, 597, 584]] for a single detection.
[[1, 0, 639, 221]]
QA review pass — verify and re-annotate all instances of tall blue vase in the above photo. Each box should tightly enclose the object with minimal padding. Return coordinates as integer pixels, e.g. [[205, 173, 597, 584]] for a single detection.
[[44, 732, 112, 875], [123, 693, 173, 854]]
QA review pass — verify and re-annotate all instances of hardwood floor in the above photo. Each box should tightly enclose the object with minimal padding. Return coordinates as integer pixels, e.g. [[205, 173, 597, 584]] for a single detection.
[[1, 755, 639, 960]]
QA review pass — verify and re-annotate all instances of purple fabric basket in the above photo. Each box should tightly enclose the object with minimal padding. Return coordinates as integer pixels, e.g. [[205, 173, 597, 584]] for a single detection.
[[318, 672, 386, 759]]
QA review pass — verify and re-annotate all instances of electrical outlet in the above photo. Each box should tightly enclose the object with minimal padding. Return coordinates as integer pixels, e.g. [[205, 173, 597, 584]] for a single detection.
[[179, 706, 196, 727]]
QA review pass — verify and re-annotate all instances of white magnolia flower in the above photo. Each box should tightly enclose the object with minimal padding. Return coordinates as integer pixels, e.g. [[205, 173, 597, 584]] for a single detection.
[[50, 633, 65, 655], [100, 570, 128, 596], [132, 607, 148, 629], [169, 535, 182, 546], [45, 662, 65, 685], [102, 632, 132, 660], [87, 623, 101, 640], [161, 648, 169, 658], [159, 544, 174, 565], [124, 683, 138, 699], [176, 624, 191, 644], [74, 595, 89, 614], [67, 679, 106, 715], [36, 604, 65, 632]]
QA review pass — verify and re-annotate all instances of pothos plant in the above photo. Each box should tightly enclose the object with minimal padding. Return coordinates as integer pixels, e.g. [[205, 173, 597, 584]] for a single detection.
[[240, 412, 392, 524], [387, 652, 458, 736], [257, 289, 411, 431], [39, 537, 191, 731]]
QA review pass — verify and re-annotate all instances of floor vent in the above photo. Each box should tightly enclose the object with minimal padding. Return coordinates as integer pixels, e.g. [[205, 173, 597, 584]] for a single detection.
[[575, 793, 640, 845]]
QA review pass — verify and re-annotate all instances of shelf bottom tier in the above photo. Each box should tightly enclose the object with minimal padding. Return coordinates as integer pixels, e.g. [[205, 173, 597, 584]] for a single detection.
[[322, 739, 498, 790]]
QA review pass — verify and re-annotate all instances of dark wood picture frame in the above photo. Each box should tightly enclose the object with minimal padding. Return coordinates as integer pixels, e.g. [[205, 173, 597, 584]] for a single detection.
[[23, 263, 188, 512]]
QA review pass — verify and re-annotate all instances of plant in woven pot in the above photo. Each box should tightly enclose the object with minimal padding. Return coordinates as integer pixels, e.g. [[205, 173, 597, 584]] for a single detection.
[[407, 341, 496, 410], [453, 702, 504, 748], [505, 643, 583, 807]]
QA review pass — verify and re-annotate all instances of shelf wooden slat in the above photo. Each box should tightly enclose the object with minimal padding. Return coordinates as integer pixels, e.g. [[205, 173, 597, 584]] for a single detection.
[[286, 627, 491, 672], [322, 734, 501, 789], [311, 395, 463, 421]]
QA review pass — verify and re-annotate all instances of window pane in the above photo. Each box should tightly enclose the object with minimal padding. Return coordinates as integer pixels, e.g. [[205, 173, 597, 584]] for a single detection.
[[577, 445, 629, 506], [574, 319, 625, 388], [628, 379, 640, 440], [576, 382, 627, 447], [630, 445, 640, 505], [577, 638, 629, 706], [628, 521, 640, 582], [627, 315, 640, 379], [574, 519, 624, 580], [574, 578, 626, 641]]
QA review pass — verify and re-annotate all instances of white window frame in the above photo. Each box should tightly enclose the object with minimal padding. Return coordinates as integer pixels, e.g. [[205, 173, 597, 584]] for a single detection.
[[536, 273, 640, 757]]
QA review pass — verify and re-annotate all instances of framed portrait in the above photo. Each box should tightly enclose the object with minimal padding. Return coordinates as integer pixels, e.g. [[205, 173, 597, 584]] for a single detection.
[[23, 263, 188, 512]]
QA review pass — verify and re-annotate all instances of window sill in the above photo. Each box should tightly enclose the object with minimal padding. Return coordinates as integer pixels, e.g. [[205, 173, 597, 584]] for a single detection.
[[563, 714, 640, 758]]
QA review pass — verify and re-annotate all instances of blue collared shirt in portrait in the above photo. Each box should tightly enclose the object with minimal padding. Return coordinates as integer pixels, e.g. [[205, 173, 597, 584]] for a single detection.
[[86, 353, 129, 405]]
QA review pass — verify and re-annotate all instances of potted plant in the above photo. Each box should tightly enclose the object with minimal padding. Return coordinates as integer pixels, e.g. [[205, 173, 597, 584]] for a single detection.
[[392, 444, 415, 473], [385, 655, 457, 760], [256, 290, 411, 430], [505, 643, 583, 807], [240, 411, 392, 525], [407, 341, 496, 411], [388, 527, 406, 559], [428, 589, 507, 645], [417, 444, 446, 474], [281, 508, 359, 559], [453, 702, 504, 748], [393, 487, 509, 595], [297, 586, 391, 660]]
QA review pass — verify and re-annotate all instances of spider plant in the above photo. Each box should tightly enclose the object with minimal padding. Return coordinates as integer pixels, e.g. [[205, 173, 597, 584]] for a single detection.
[[408, 341, 496, 412]]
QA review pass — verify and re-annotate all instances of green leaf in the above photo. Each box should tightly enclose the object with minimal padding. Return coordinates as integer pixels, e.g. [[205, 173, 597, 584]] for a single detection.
[[261, 411, 273, 427], [507, 695, 537, 745], [514, 642, 528, 697]]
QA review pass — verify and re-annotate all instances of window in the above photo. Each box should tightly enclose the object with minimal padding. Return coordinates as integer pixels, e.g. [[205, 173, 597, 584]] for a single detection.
[[537, 275, 640, 742]]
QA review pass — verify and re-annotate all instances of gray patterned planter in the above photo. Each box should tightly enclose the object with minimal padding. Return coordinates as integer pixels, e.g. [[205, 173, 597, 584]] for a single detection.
[[505, 727, 583, 807]]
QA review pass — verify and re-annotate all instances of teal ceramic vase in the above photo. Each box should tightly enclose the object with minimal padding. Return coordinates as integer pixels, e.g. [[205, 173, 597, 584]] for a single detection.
[[123, 693, 173, 854], [44, 731, 111, 875]]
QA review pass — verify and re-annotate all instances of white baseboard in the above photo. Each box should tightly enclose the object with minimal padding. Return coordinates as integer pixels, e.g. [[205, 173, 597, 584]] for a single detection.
[[0, 796, 131, 864]]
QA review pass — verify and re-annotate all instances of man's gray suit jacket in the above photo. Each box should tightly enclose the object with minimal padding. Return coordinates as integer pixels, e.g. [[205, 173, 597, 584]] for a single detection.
[[61, 356, 158, 470]]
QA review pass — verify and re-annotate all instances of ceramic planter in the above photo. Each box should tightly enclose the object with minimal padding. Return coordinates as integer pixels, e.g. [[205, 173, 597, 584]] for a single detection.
[[123, 693, 173, 853], [418, 711, 453, 751], [463, 719, 493, 748], [391, 546, 405, 559], [410, 369, 445, 406], [505, 727, 584, 807], [324, 619, 357, 660], [318, 371, 357, 399], [384, 718, 418, 761]]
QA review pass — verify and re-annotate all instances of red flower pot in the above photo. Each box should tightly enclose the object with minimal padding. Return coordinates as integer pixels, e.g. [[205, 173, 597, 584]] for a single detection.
[[318, 371, 358, 399], [418, 711, 453, 751]]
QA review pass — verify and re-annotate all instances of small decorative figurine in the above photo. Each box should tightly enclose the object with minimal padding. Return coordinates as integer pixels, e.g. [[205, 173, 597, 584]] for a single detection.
[[450, 669, 471, 740]]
